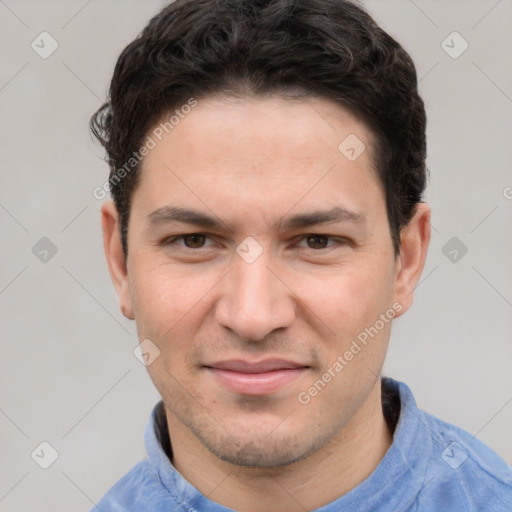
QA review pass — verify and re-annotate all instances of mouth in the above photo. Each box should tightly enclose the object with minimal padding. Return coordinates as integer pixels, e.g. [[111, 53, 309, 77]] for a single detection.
[[203, 359, 310, 395]]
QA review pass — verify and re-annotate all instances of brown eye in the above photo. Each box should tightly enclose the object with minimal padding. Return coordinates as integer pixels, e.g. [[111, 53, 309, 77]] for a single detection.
[[306, 235, 330, 249], [182, 234, 207, 248], [160, 233, 216, 251]]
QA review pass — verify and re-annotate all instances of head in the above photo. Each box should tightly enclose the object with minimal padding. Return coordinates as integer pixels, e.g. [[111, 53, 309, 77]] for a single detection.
[[93, 0, 430, 468]]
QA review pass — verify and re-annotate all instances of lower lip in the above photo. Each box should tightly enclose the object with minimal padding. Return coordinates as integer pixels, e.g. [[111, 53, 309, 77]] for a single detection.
[[207, 368, 307, 395]]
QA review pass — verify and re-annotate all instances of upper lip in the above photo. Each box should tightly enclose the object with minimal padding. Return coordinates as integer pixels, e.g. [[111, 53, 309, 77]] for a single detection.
[[205, 359, 309, 373]]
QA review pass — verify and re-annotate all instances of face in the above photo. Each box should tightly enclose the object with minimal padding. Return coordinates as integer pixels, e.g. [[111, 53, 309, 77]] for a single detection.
[[103, 95, 429, 468]]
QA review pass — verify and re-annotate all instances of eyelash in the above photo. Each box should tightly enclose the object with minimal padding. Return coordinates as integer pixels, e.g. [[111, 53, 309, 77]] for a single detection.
[[160, 233, 347, 252]]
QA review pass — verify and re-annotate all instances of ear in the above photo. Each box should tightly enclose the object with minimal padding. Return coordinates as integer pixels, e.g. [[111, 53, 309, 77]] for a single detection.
[[101, 201, 134, 320], [393, 203, 431, 318]]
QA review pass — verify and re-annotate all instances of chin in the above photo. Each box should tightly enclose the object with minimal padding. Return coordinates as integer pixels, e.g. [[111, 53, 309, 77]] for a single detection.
[[193, 419, 336, 469], [205, 437, 308, 468]]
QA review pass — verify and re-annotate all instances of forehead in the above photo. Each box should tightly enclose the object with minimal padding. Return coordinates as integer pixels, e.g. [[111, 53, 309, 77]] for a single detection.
[[133, 95, 385, 230], [148, 95, 378, 171]]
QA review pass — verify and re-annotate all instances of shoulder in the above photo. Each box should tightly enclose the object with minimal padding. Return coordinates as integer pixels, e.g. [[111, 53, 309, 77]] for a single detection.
[[415, 408, 512, 511], [93, 460, 174, 512]]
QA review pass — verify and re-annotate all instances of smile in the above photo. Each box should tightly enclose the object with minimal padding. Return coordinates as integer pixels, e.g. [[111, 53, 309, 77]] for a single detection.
[[204, 359, 309, 395]]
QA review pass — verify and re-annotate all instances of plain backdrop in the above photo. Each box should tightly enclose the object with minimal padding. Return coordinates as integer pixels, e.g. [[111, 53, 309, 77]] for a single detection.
[[1, 0, 511, 510]]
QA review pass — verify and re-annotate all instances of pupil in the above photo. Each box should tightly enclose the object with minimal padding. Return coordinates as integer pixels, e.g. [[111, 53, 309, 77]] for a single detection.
[[308, 235, 327, 249], [185, 235, 204, 248]]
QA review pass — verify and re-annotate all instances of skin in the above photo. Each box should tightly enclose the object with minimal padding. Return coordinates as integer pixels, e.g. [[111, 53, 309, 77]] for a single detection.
[[102, 95, 431, 511]]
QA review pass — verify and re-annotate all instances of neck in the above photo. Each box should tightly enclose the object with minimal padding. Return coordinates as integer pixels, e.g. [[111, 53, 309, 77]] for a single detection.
[[166, 379, 392, 512]]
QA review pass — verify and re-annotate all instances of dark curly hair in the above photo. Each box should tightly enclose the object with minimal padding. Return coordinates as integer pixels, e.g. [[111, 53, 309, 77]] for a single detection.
[[90, 0, 427, 257]]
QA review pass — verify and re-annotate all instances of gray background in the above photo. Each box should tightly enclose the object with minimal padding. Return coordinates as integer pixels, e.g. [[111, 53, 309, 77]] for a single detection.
[[1, 0, 511, 510]]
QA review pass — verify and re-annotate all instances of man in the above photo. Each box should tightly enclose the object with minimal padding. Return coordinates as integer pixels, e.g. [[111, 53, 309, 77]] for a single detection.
[[90, 0, 512, 510]]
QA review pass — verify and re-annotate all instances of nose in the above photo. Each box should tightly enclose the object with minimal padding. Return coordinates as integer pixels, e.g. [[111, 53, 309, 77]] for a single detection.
[[214, 251, 296, 342]]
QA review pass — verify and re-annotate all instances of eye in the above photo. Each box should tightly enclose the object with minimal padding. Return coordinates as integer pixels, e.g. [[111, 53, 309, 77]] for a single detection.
[[162, 233, 214, 249], [296, 235, 340, 250], [161, 233, 348, 252]]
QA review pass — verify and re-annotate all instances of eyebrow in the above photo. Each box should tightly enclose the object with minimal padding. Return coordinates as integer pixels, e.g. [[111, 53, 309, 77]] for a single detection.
[[147, 205, 366, 232]]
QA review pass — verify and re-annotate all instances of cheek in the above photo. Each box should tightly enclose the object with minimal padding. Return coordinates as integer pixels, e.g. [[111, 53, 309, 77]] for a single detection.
[[129, 263, 216, 340], [291, 260, 395, 339]]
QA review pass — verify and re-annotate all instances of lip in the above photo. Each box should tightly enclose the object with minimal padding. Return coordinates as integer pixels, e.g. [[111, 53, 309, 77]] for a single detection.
[[204, 359, 309, 395]]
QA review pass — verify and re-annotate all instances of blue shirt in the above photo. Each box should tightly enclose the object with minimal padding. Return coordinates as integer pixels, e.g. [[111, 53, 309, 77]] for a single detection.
[[94, 378, 512, 511]]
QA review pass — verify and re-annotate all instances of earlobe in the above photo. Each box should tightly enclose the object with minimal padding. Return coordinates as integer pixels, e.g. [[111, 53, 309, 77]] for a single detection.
[[101, 201, 135, 320], [393, 203, 431, 317]]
